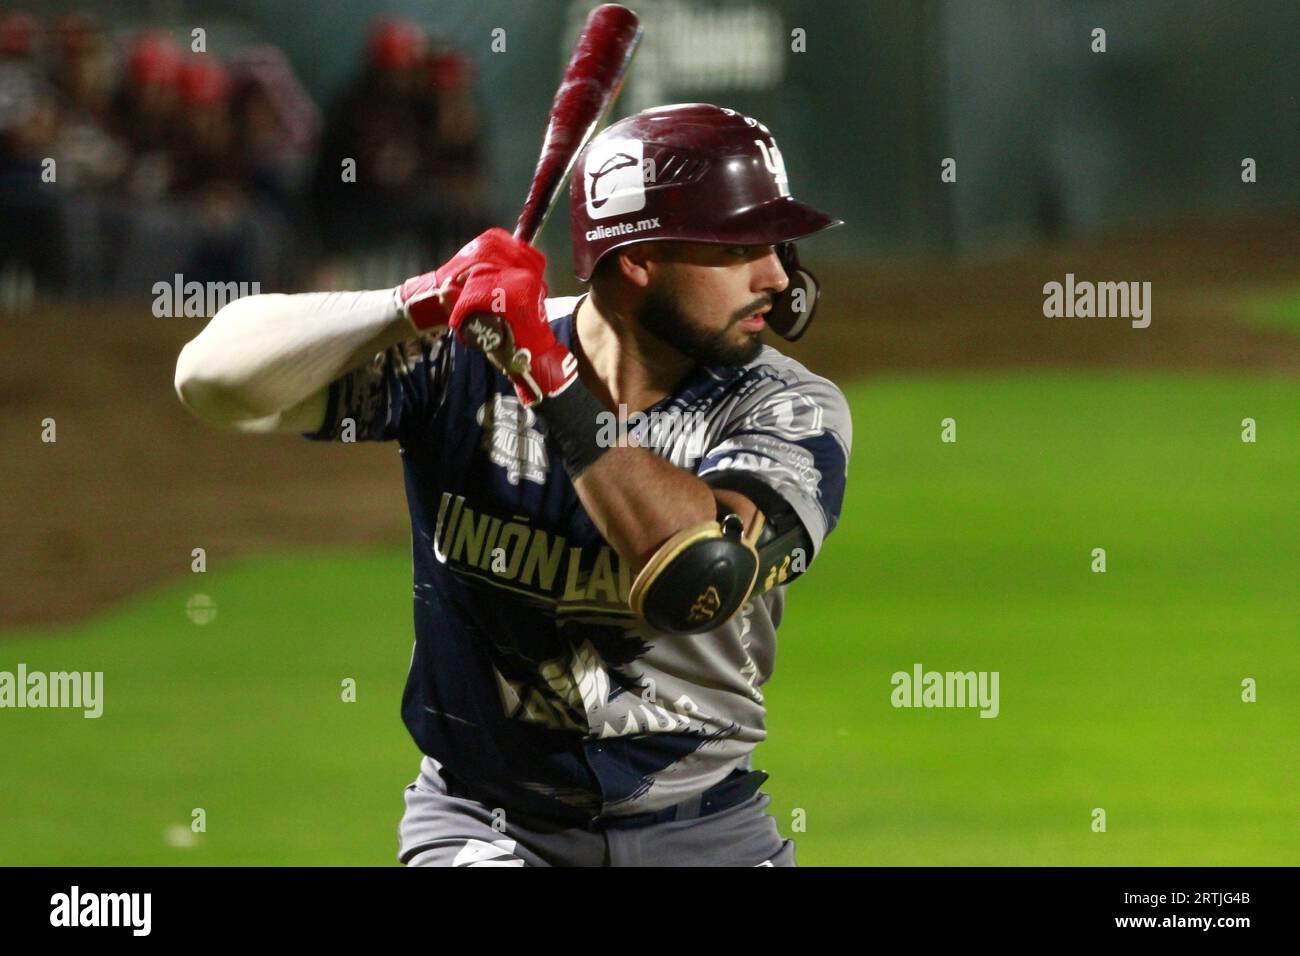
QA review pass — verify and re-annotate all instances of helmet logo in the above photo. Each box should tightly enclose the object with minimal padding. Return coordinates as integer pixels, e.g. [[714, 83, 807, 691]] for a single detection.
[[584, 138, 647, 219], [755, 138, 790, 197], [588, 153, 639, 209]]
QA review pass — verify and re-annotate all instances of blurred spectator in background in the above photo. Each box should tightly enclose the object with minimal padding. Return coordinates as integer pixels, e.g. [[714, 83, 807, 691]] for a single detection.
[[112, 31, 183, 199], [0, 8, 486, 306], [0, 11, 53, 172], [423, 48, 484, 210], [170, 54, 238, 194], [48, 13, 127, 192], [0, 11, 59, 300], [312, 15, 489, 277], [53, 13, 112, 121], [312, 16, 428, 252], [230, 44, 320, 214], [2, 10, 125, 295], [113, 51, 295, 294]]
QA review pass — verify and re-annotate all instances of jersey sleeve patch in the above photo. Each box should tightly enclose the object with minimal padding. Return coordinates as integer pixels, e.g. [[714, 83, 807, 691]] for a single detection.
[[697, 375, 851, 563]]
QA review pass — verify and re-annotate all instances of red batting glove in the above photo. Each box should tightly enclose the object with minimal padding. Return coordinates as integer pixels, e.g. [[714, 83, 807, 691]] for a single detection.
[[446, 239, 578, 408], [396, 227, 547, 332], [397, 268, 459, 332]]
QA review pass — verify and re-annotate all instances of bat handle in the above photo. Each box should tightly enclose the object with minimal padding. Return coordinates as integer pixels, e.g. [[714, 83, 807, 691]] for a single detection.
[[460, 310, 521, 373]]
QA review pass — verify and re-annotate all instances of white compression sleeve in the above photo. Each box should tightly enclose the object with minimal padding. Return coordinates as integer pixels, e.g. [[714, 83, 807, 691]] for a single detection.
[[174, 288, 413, 432]]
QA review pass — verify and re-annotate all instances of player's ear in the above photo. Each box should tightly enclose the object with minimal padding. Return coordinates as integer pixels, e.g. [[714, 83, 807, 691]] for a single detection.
[[614, 244, 656, 289]]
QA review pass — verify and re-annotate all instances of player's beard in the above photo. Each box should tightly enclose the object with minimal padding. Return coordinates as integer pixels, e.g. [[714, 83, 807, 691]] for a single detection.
[[637, 283, 767, 367]]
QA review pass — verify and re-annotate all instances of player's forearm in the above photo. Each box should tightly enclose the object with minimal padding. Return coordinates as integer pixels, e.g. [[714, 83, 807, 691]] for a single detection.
[[174, 288, 412, 425], [572, 445, 717, 570]]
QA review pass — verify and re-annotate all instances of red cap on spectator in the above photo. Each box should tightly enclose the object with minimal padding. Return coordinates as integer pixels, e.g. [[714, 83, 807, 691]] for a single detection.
[[128, 32, 183, 89], [55, 12, 100, 58], [368, 17, 426, 71], [428, 50, 472, 91], [180, 57, 231, 105], [0, 11, 42, 58]]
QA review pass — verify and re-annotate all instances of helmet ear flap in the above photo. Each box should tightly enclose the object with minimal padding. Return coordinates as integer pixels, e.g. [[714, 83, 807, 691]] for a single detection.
[[767, 242, 821, 342]]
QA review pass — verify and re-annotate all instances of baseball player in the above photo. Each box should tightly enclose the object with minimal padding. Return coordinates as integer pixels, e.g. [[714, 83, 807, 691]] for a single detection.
[[175, 103, 851, 866]]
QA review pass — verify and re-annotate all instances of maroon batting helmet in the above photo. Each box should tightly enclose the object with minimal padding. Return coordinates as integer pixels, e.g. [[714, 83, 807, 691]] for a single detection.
[[570, 103, 842, 341]]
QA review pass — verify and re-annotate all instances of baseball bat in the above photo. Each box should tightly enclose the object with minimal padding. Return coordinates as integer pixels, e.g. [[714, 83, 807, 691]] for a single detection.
[[465, 4, 640, 371], [514, 4, 643, 244]]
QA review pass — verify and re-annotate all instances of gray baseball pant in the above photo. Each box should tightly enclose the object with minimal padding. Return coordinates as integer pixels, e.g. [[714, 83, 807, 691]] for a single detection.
[[397, 757, 797, 867]]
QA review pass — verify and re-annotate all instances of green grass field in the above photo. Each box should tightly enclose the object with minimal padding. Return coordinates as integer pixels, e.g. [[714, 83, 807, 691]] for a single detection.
[[1245, 285, 1300, 335], [2, 372, 1296, 865]]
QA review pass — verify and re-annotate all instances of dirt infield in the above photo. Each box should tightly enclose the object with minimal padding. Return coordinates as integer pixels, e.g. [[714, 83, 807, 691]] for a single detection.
[[3, 217, 1298, 630]]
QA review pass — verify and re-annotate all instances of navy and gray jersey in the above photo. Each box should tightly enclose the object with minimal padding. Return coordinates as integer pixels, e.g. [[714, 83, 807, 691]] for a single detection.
[[306, 296, 852, 823]]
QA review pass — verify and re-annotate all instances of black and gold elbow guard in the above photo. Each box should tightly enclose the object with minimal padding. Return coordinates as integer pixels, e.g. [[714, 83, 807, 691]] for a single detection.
[[629, 494, 814, 634], [629, 512, 763, 635]]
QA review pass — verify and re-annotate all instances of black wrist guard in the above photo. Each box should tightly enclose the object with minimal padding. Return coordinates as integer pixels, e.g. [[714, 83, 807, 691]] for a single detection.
[[536, 379, 611, 479]]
